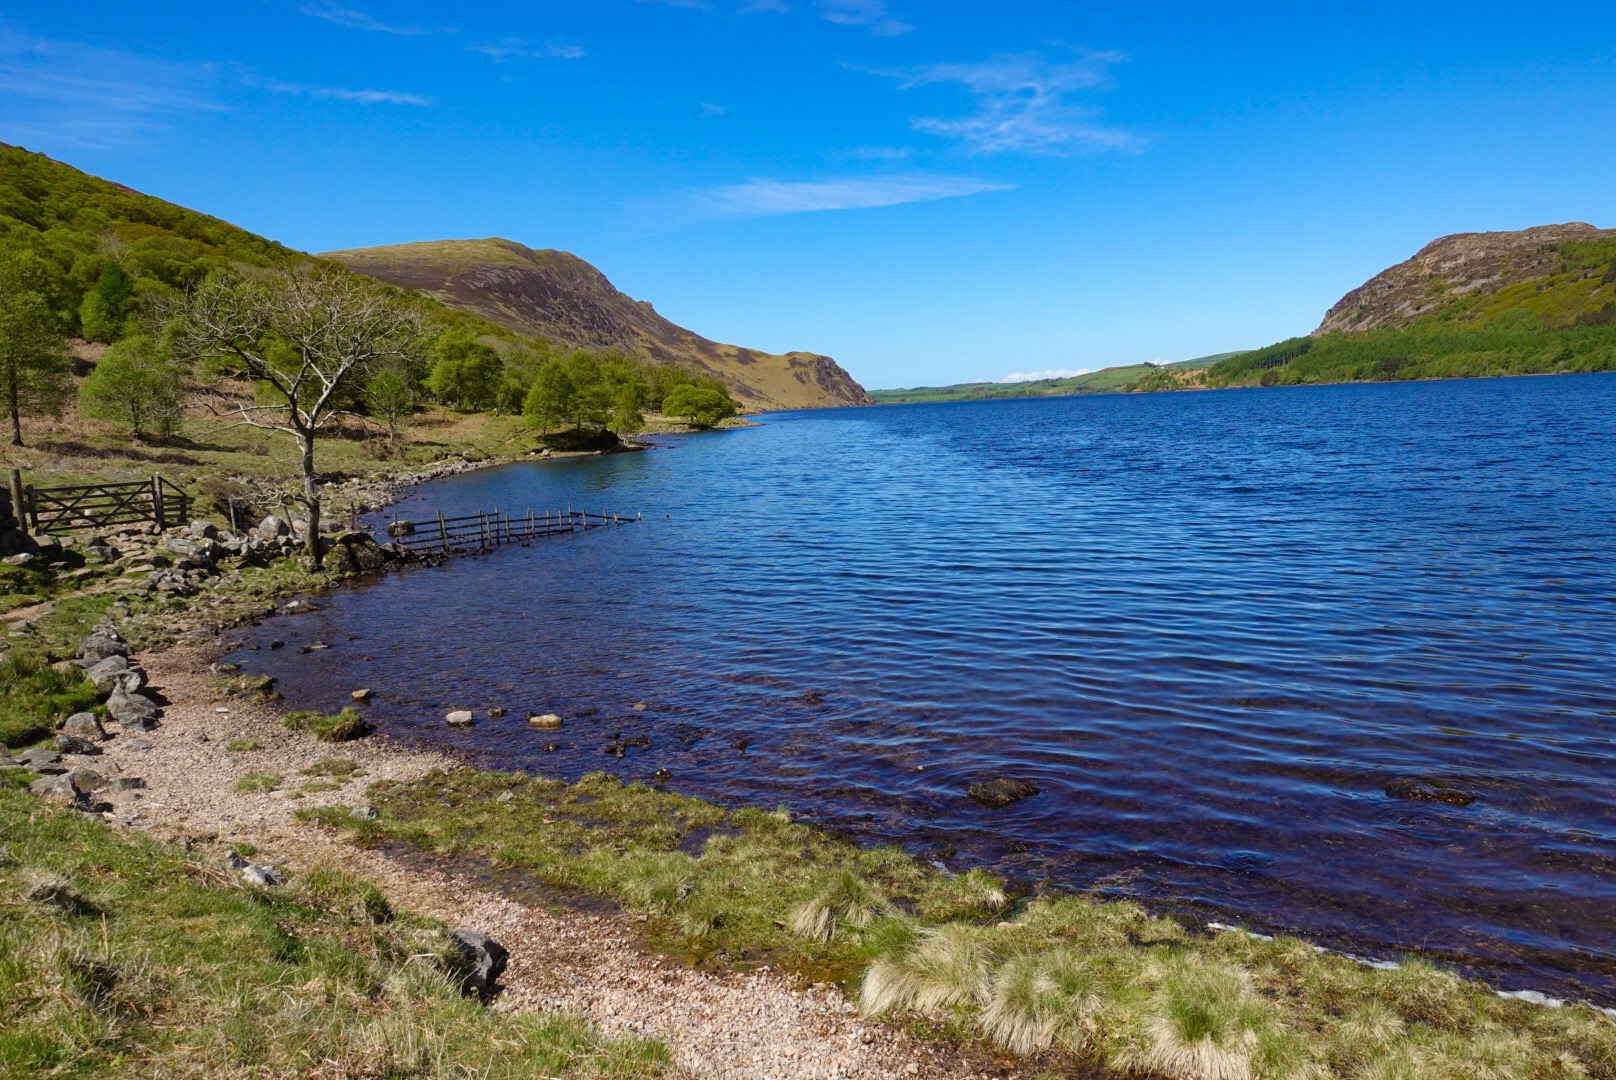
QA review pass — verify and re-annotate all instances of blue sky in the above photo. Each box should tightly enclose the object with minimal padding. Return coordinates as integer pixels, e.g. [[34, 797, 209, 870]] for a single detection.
[[3, 2, 1614, 389]]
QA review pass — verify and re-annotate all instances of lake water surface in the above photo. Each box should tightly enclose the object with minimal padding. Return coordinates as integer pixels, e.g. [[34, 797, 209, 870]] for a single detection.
[[228, 375, 1616, 1000]]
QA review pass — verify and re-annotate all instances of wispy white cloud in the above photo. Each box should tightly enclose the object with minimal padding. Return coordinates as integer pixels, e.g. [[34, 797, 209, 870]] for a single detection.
[[1002, 368, 1091, 383], [264, 80, 434, 106], [872, 48, 1137, 155], [297, 2, 428, 35], [469, 38, 587, 62], [700, 174, 1010, 217], [0, 30, 224, 149], [817, 0, 910, 35], [699, 101, 728, 117], [637, 0, 909, 33]]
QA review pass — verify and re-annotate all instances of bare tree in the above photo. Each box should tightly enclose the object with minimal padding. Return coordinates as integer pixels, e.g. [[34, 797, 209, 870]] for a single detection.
[[170, 266, 423, 565]]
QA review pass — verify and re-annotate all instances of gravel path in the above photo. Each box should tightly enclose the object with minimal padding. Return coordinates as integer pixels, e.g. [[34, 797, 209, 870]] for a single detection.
[[78, 644, 1003, 1080]]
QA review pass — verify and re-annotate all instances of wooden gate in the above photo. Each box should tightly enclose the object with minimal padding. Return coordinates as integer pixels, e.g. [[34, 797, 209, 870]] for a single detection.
[[15, 473, 191, 535]]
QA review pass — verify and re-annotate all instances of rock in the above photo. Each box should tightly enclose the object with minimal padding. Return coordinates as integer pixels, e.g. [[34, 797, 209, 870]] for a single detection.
[[240, 864, 287, 887], [651, 768, 671, 783], [967, 777, 1041, 808], [730, 738, 749, 752], [623, 735, 651, 749], [30, 773, 87, 806], [602, 741, 625, 758], [448, 928, 508, 998], [386, 520, 416, 538], [445, 710, 475, 728], [270, 640, 285, 650], [110, 776, 145, 791], [64, 768, 106, 792], [106, 689, 160, 730], [527, 713, 563, 730], [256, 514, 290, 541], [351, 688, 373, 703], [15, 747, 63, 772], [541, 742, 560, 753], [3, 552, 36, 567], [350, 806, 379, 821], [54, 734, 101, 756], [187, 520, 219, 540], [77, 634, 130, 664], [487, 707, 506, 718], [1385, 778, 1477, 807], [60, 713, 108, 742], [324, 532, 390, 576], [86, 655, 147, 695]]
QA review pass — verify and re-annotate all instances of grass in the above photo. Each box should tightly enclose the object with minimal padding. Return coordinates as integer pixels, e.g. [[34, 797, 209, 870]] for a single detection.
[[305, 766, 1616, 1078], [302, 756, 364, 778], [232, 771, 281, 794], [0, 779, 669, 1078], [0, 652, 100, 749], [283, 706, 369, 742], [223, 737, 261, 752]]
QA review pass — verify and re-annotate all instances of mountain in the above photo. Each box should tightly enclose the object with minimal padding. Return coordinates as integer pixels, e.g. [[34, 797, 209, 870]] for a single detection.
[[1316, 222, 1616, 334], [869, 356, 1236, 404], [323, 239, 870, 411]]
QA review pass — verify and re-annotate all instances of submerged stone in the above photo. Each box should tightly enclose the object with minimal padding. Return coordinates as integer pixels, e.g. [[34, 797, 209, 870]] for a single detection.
[[967, 777, 1041, 808]]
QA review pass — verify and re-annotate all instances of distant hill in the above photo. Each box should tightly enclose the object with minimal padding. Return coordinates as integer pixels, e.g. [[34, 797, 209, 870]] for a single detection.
[[869, 355, 1237, 404], [1131, 223, 1616, 392], [1316, 223, 1616, 334], [324, 239, 869, 411]]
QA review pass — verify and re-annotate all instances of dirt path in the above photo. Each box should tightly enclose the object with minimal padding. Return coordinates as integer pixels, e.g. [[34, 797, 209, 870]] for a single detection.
[[81, 644, 998, 1080]]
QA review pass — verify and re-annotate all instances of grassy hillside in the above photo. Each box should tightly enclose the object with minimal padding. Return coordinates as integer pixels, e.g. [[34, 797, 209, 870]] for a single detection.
[[870, 355, 1236, 404]]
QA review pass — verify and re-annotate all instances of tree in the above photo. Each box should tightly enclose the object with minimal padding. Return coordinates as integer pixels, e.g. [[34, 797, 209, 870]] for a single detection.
[[662, 384, 736, 428], [0, 248, 72, 447], [170, 266, 423, 565], [79, 334, 183, 440], [78, 262, 133, 343], [522, 358, 576, 435], [426, 332, 504, 411], [363, 357, 416, 448]]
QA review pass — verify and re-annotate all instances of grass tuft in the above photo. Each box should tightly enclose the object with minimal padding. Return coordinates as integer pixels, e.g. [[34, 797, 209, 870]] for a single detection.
[[225, 737, 263, 752], [0, 652, 100, 749], [283, 706, 369, 742], [232, 771, 281, 794]]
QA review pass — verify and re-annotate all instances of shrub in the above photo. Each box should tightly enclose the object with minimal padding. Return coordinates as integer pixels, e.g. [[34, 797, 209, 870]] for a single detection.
[[78, 334, 184, 440], [661, 384, 736, 428]]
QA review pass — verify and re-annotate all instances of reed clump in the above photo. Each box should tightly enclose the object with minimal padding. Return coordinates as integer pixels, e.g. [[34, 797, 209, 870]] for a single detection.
[[306, 766, 1616, 1078]]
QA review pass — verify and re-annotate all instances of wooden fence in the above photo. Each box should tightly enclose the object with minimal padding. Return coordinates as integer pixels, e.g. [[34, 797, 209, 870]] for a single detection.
[[10, 471, 191, 535], [386, 507, 638, 554]]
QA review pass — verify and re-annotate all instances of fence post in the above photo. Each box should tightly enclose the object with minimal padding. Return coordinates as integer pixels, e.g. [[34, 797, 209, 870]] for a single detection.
[[437, 510, 448, 553], [24, 486, 37, 533], [150, 475, 166, 532], [7, 470, 23, 530]]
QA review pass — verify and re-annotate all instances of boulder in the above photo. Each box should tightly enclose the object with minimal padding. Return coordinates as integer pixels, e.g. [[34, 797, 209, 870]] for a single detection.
[[256, 514, 290, 541], [106, 689, 161, 729], [967, 777, 1041, 808], [64, 768, 106, 792], [445, 710, 475, 728], [110, 776, 145, 792], [187, 520, 219, 540], [351, 688, 373, 703], [77, 634, 130, 664], [241, 864, 288, 887], [448, 929, 508, 998], [323, 532, 391, 576], [350, 806, 379, 821], [54, 734, 101, 756], [16, 748, 64, 773], [527, 713, 563, 730], [60, 713, 108, 742], [86, 655, 147, 695], [30, 773, 86, 806], [386, 520, 416, 538]]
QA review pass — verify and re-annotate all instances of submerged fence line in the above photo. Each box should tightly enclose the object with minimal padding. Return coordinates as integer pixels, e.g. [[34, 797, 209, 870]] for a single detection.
[[385, 507, 639, 555]]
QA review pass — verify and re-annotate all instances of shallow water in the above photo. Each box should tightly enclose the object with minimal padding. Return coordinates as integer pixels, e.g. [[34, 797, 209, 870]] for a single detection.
[[229, 375, 1616, 999]]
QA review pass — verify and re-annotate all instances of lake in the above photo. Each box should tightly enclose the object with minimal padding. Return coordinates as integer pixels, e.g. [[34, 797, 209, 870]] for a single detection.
[[228, 374, 1616, 1000]]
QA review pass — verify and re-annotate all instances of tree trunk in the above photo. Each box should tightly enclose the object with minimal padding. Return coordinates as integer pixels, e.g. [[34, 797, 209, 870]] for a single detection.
[[300, 429, 323, 566], [8, 384, 21, 447]]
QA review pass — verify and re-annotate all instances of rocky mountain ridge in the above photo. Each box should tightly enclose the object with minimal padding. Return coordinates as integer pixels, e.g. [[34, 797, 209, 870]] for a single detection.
[[323, 239, 870, 411], [1315, 222, 1616, 335]]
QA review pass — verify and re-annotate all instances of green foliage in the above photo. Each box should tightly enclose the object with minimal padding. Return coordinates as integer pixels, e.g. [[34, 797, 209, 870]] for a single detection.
[[1189, 324, 1616, 389], [0, 245, 72, 446], [232, 771, 282, 794], [0, 651, 100, 749], [282, 706, 369, 743], [364, 357, 416, 438], [662, 384, 736, 427], [426, 331, 505, 411], [78, 333, 184, 439], [0, 784, 670, 1077], [76, 262, 133, 343]]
